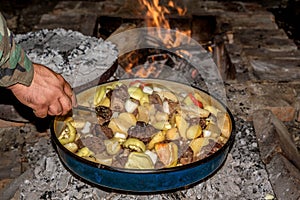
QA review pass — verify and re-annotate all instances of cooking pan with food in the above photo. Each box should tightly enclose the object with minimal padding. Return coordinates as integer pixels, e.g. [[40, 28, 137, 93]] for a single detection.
[[51, 78, 235, 192]]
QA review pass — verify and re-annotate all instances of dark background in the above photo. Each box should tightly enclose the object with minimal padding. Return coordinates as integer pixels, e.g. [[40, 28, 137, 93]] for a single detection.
[[0, 0, 299, 47]]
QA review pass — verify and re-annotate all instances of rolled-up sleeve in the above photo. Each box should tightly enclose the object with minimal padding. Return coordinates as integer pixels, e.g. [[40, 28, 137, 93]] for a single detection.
[[0, 13, 33, 87]]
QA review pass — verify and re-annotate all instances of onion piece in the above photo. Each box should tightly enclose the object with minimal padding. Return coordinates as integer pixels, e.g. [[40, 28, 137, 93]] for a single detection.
[[163, 101, 170, 114], [125, 99, 138, 113], [144, 150, 158, 164], [143, 86, 153, 94]]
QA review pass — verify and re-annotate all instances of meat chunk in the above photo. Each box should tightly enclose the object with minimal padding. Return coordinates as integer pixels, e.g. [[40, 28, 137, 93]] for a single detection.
[[166, 99, 179, 115], [127, 121, 158, 143], [95, 106, 112, 125], [93, 124, 114, 139], [149, 93, 163, 105], [79, 136, 105, 154], [110, 84, 129, 112], [188, 117, 207, 129]]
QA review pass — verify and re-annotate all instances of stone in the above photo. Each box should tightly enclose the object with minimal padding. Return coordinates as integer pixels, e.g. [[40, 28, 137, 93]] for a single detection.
[[35, 13, 97, 36], [233, 29, 289, 45], [267, 154, 300, 200], [250, 58, 300, 82], [0, 179, 12, 191], [253, 109, 300, 169], [243, 48, 300, 60], [225, 11, 278, 30], [295, 97, 300, 122], [233, 30, 297, 51], [250, 95, 295, 122], [0, 169, 33, 200], [253, 109, 300, 199]]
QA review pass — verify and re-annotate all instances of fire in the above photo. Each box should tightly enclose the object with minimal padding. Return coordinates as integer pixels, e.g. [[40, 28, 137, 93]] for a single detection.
[[140, 0, 171, 29], [139, 0, 190, 48], [122, 0, 192, 78]]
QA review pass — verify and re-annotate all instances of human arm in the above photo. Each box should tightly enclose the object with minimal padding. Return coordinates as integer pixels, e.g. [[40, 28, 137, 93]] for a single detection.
[[0, 13, 75, 118], [8, 63, 76, 118]]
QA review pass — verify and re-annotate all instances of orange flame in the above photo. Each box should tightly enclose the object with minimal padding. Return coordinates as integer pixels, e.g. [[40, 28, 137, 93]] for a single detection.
[[139, 0, 190, 48], [123, 0, 192, 78]]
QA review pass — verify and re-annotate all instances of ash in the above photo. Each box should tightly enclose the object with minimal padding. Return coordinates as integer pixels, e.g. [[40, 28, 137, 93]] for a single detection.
[[18, 117, 274, 199], [15, 29, 118, 88]]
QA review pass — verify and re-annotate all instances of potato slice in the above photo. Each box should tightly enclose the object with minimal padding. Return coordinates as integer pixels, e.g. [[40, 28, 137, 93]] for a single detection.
[[186, 125, 202, 139], [148, 131, 165, 150], [217, 112, 231, 138], [205, 123, 222, 137], [63, 142, 78, 153], [104, 138, 122, 155], [189, 137, 209, 156], [114, 112, 137, 133], [125, 152, 154, 169], [137, 105, 150, 123], [175, 115, 189, 139], [108, 118, 124, 134], [166, 127, 180, 140], [204, 105, 219, 117], [155, 142, 178, 167]]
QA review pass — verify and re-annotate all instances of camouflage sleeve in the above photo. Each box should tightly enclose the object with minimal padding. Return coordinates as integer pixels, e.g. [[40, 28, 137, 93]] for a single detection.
[[0, 13, 33, 87]]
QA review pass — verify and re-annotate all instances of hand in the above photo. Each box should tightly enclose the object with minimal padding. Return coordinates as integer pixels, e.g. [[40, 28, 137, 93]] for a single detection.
[[9, 63, 76, 118]]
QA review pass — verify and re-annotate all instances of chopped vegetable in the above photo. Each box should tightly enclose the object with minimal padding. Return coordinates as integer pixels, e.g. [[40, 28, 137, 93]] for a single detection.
[[188, 93, 203, 108], [186, 125, 202, 139], [123, 138, 146, 152], [104, 138, 121, 155], [125, 152, 154, 169], [125, 99, 139, 113], [94, 86, 106, 106], [148, 131, 165, 150], [155, 142, 178, 167], [128, 86, 144, 101], [76, 147, 94, 157], [58, 122, 77, 145], [217, 112, 231, 138], [175, 115, 189, 139]]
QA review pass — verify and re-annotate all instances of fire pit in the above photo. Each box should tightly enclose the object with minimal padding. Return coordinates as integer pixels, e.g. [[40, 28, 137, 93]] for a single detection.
[[0, 27, 275, 199]]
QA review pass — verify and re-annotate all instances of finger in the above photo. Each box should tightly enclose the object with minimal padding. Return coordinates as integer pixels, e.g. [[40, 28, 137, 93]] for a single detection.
[[63, 82, 77, 107], [58, 95, 72, 116], [71, 91, 77, 107], [33, 107, 48, 118], [63, 81, 73, 97], [48, 102, 63, 116]]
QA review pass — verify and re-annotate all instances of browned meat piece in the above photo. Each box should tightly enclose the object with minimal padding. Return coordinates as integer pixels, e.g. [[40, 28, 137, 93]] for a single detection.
[[188, 117, 207, 129], [95, 106, 112, 125], [206, 141, 223, 157], [110, 84, 129, 112], [75, 139, 85, 149], [80, 136, 106, 154], [112, 149, 129, 168], [93, 124, 114, 139], [149, 93, 163, 105], [195, 139, 220, 161], [179, 147, 193, 165], [100, 125, 114, 139], [166, 99, 179, 114], [127, 121, 158, 143]]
